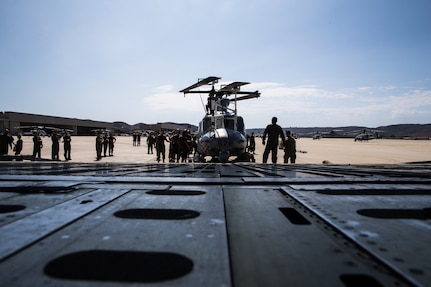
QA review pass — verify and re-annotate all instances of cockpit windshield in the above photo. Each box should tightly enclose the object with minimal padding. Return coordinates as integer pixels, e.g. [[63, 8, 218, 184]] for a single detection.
[[224, 116, 245, 134], [200, 115, 245, 135]]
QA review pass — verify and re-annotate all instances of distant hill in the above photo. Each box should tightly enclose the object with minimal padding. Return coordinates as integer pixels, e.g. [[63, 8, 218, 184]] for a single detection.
[[114, 121, 430, 139], [376, 124, 431, 138], [113, 121, 198, 134], [246, 124, 431, 139]]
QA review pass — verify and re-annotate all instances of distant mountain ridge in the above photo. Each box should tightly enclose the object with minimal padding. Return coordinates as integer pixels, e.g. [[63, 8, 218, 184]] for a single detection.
[[377, 124, 431, 138], [247, 124, 431, 139], [113, 121, 198, 134], [114, 122, 430, 139]]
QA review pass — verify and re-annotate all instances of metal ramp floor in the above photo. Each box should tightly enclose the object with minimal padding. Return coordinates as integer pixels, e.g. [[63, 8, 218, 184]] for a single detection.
[[0, 162, 430, 287]]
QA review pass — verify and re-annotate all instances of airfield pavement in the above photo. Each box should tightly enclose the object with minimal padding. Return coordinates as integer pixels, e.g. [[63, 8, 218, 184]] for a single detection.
[[10, 135, 431, 165]]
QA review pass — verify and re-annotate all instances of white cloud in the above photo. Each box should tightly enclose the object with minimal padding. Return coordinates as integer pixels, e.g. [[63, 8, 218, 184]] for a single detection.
[[140, 84, 208, 124], [241, 84, 431, 127], [386, 89, 431, 120]]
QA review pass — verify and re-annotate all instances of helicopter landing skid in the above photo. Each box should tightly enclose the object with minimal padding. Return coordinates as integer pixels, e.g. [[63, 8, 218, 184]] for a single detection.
[[194, 152, 255, 163], [233, 152, 255, 163]]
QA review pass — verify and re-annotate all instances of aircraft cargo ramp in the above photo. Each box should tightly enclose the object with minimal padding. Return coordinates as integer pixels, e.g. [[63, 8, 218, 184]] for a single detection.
[[0, 162, 430, 287]]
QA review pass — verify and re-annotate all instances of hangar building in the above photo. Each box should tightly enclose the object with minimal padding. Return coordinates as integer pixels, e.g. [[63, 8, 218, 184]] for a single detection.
[[0, 111, 114, 135]]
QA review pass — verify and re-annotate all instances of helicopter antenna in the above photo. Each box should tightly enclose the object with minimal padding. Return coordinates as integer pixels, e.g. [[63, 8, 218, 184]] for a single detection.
[[234, 91, 238, 131], [199, 92, 207, 113]]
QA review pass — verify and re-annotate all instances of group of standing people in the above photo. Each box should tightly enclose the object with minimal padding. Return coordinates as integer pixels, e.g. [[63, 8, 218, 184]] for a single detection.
[[0, 129, 21, 156], [0, 128, 72, 161], [95, 133, 116, 161], [152, 129, 195, 163], [37, 130, 71, 160], [49, 130, 72, 160], [262, 117, 296, 164], [148, 117, 296, 165], [168, 129, 196, 163], [3, 118, 296, 164], [132, 133, 141, 146]]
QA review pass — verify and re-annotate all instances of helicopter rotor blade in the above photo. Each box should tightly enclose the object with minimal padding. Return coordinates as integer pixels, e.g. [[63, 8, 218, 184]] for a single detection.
[[218, 82, 249, 93], [231, 92, 261, 101], [180, 76, 221, 93]]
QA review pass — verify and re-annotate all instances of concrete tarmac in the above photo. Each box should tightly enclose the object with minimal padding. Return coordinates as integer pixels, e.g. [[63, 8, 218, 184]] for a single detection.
[[10, 135, 431, 164]]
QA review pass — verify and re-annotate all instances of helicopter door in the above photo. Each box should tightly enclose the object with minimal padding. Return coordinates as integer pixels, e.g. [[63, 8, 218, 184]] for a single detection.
[[200, 117, 212, 135], [236, 116, 245, 135]]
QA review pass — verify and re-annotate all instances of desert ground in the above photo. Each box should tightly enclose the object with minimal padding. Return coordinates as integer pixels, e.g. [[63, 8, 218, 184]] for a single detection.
[[10, 135, 431, 165]]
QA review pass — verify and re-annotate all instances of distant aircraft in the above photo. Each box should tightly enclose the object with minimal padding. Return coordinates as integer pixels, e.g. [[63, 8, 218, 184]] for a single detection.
[[354, 133, 372, 142], [353, 129, 382, 142], [309, 129, 344, 140], [15, 126, 73, 137], [180, 76, 260, 162], [91, 129, 112, 135], [142, 130, 155, 137], [312, 132, 322, 140]]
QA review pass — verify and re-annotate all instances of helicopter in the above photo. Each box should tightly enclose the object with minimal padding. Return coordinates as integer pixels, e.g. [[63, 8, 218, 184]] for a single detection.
[[180, 76, 260, 162], [15, 126, 73, 137], [91, 129, 113, 135], [354, 131, 376, 142], [309, 129, 344, 140], [353, 129, 383, 142], [312, 132, 322, 140]]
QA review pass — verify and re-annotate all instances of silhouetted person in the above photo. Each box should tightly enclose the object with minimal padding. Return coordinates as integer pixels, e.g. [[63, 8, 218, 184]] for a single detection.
[[108, 134, 116, 156], [0, 128, 14, 155], [63, 132, 71, 160], [178, 129, 191, 163], [133, 133, 137, 146], [51, 130, 61, 160], [15, 134, 23, 155], [96, 133, 104, 161], [32, 131, 42, 158], [206, 87, 216, 115], [170, 129, 180, 162], [262, 117, 285, 164], [283, 130, 296, 164], [191, 135, 198, 156], [103, 133, 109, 157], [155, 129, 169, 163], [147, 133, 155, 154], [248, 132, 256, 154]]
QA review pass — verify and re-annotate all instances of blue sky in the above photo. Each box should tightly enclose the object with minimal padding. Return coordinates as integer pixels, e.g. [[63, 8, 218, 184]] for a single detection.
[[1, 0, 430, 128]]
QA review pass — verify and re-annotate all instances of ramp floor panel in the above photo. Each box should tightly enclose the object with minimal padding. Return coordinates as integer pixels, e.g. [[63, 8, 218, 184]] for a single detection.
[[0, 163, 430, 287]]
